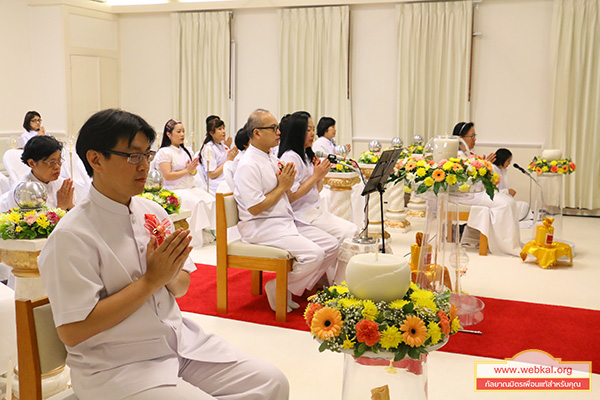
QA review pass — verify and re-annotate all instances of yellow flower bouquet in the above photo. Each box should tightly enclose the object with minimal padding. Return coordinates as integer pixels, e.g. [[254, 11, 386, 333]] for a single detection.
[[527, 157, 575, 175], [0, 207, 66, 240], [329, 159, 357, 173], [358, 150, 381, 164], [388, 155, 500, 199], [305, 282, 460, 361], [138, 189, 181, 214]]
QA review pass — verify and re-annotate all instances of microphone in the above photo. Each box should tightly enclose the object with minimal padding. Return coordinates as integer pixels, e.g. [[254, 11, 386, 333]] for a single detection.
[[513, 163, 529, 175], [314, 151, 343, 163]]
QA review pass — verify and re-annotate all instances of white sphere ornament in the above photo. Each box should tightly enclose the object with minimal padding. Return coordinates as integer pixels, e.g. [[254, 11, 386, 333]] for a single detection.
[[345, 253, 411, 302], [14, 181, 47, 209], [391, 137, 403, 148], [368, 140, 382, 152], [334, 144, 348, 157], [145, 169, 164, 191]]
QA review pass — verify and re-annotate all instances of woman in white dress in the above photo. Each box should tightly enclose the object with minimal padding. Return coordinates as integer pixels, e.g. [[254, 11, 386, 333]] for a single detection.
[[17, 111, 46, 149], [492, 148, 530, 220], [198, 116, 237, 195], [453, 122, 521, 256], [312, 117, 351, 156], [155, 119, 215, 246], [278, 111, 357, 270]]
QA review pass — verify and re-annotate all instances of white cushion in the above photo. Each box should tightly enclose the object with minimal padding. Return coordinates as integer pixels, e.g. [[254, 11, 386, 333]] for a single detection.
[[227, 240, 293, 259]]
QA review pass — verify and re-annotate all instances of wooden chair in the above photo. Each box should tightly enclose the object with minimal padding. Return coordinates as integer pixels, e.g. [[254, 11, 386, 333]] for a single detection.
[[15, 297, 78, 400], [216, 192, 294, 322], [448, 203, 488, 256]]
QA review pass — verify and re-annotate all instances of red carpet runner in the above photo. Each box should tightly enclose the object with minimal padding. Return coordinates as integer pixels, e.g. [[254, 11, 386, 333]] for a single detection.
[[177, 265, 600, 374]]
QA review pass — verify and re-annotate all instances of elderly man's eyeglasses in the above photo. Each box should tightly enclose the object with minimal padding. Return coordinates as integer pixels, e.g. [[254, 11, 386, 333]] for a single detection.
[[42, 158, 64, 167], [255, 125, 279, 133], [105, 150, 156, 165]]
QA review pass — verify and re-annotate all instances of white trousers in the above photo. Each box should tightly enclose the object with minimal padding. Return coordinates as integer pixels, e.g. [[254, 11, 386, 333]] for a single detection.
[[124, 348, 289, 400], [172, 188, 216, 247], [248, 222, 339, 296]]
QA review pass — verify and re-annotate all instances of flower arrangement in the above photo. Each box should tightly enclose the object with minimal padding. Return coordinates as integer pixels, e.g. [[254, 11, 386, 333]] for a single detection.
[[0, 207, 66, 240], [329, 159, 357, 173], [402, 143, 425, 157], [527, 157, 576, 175], [358, 150, 381, 164], [388, 155, 500, 199], [138, 189, 181, 214], [305, 282, 460, 361]]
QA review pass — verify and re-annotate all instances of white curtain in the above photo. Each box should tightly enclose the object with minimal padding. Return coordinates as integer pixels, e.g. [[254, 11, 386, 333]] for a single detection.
[[172, 12, 230, 152], [279, 6, 352, 147], [396, 1, 472, 143], [550, 0, 600, 210]]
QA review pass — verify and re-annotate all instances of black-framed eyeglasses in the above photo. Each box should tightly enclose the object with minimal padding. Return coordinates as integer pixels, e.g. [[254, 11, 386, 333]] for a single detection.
[[42, 158, 64, 167], [105, 150, 156, 165], [30, 118, 42, 123], [255, 125, 279, 133], [464, 134, 477, 139]]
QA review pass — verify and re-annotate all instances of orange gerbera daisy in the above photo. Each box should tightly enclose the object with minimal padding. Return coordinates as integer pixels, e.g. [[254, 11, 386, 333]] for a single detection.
[[535, 167, 543, 175], [400, 315, 428, 347], [432, 169, 446, 182], [405, 160, 417, 172], [304, 303, 323, 327], [562, 165, 569, 172], [311, 307, 343, 340]]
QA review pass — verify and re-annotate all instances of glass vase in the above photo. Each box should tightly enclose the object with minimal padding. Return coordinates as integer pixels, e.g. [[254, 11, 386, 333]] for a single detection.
[[341, 352, 428, 400]]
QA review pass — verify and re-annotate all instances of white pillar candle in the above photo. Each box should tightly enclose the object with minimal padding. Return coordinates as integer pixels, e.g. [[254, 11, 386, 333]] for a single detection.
[[541, 149, 562, 161], [433, 136, 459, 162], [345, 253, 411, 302]]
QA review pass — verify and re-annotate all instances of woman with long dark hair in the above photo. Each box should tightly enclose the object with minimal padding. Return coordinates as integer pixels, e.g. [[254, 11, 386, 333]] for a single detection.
[[155, 119, 216, 246], [278, 111, 357, 281], [198, 117, 237, 195], [18, 110, 46, 148]]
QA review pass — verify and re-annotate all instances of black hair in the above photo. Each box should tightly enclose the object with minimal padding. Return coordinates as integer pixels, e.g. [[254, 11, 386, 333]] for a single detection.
[[160, 118, 193, 162], [452, 122, 474, 137], [23, 111, 41, 131], [199, 117, 226, 163], [279, 114, 292, 138], [21, 135, 63, 165], [277, 111, 314, 164], [234, 125, 250, 151], [316, 117, 336, 137], [493, 148, 513, 167], [76, 109, 156, 177]]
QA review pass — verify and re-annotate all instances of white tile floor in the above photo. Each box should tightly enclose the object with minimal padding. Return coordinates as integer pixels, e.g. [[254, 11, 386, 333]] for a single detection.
[[188, 215, 600, 399]]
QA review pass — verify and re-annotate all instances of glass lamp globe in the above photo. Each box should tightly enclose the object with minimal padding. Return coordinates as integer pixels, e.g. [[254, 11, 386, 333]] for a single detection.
[[14, 181, 47, 209], [145, 169, 164, 192], [334, 144, 348, 157], [391, 137, 403, 148], [368, 140, 381, 152], [413, 135, 424, 144]]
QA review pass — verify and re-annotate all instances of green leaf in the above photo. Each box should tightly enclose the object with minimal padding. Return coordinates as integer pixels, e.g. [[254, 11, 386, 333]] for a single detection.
[[394, 346, 408, 361], [402, 302, 414, 313], [318, 341, 329, 353], [408, 347, 421, 360], [354, 343, 367, 358], [416, 184, 428, 194]]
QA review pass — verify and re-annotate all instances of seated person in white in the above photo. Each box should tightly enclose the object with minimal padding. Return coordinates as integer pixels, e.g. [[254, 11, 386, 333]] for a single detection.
[[38, 109, 289, 400], [223, 125, 250, 192], [278, 111, 357, 262], [492, 148, 530, 220], [0, 135, 74, 212], [233, 109, 339, 313], [453, 122, 521, 256], [198, 116, 238, 195], [312, 116, 351, 156], [156, 119, 216, 247], [17, 110, 46, 149]]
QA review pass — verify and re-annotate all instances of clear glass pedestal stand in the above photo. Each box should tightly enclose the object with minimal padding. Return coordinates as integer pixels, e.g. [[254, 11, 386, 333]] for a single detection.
[[532, 173, 575, 255], [341, 352, 428, 400], [415, 191, 484, 326]]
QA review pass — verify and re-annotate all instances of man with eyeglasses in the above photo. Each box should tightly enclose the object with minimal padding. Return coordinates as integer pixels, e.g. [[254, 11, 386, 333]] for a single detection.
[[38, 109, 289, 399], [18, 110, 47, 149], [0, 135, 75, 212], [233, 109, 339, 314]]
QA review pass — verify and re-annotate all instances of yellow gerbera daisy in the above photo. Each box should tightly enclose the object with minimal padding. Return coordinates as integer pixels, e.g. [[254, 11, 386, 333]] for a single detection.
[[339, 298, 362, 308], [424, 177, 434, 187], [390, 299, 409, 310], [451, 317, 462, 334], [311, 307, 343, 340], [410, 289, 438, 312], [427, 321, 442, 345], [362, 300, 379, 321], [329, 285, 349, 295]]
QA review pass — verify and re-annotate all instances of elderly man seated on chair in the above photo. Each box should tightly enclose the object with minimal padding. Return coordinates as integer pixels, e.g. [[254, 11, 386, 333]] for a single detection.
[[38, 109, 289, 400], [232, 109, 339, 313], [0, 135, 75, 212]]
